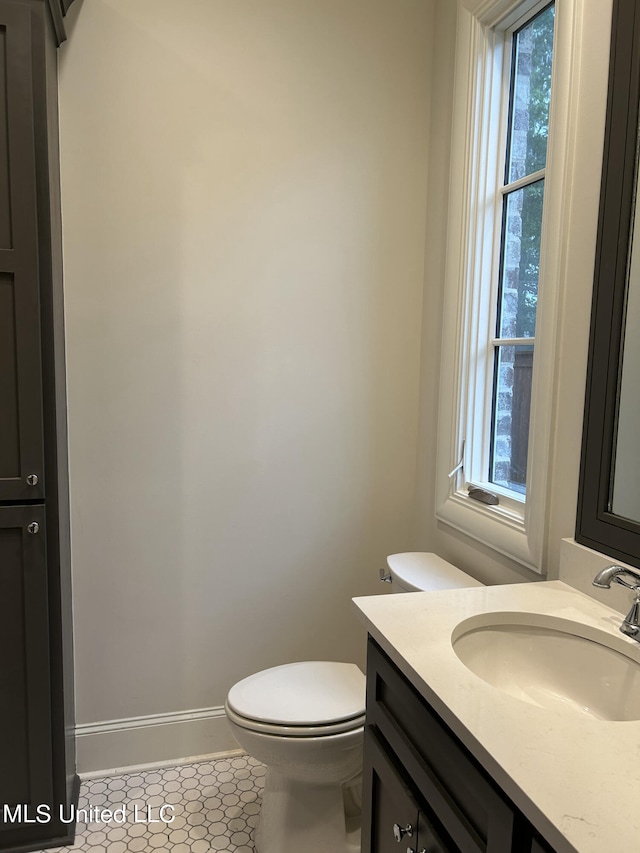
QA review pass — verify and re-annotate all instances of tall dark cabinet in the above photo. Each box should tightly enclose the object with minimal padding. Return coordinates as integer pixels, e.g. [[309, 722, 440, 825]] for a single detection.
[[0, 1, 77, 851]]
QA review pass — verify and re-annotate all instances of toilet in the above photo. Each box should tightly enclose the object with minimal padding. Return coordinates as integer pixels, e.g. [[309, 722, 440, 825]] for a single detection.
[[225, 553, 483, 853], [225, 661, 364, 853]]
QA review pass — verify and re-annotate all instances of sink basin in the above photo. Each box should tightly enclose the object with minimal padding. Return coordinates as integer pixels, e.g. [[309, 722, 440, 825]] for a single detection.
[[452, 612, 640, 720]]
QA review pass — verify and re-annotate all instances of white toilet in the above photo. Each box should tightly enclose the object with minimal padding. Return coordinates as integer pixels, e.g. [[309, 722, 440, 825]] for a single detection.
[[224, 553, 483, 853]]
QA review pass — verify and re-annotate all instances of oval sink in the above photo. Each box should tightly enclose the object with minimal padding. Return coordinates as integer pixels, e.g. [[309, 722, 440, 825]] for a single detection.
[[452, 612, 640, 720]]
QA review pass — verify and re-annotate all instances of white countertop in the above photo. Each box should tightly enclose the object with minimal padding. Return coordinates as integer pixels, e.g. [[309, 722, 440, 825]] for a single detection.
[[353, 581, 640, 853]]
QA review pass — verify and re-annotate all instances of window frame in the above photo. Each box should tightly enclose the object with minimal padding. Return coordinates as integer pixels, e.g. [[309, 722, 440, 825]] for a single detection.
[[435, 0, 578, 572]]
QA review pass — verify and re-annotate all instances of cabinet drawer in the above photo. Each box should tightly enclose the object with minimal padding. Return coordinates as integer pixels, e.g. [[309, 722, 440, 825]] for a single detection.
[[366, 638, 515, 853]]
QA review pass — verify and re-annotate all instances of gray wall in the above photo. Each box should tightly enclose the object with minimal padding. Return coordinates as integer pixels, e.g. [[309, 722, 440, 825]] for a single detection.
[[58, 0, 434, 731]]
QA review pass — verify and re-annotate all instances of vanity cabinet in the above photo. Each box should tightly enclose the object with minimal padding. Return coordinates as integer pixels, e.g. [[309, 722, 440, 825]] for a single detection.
[[0, 1, 77, 851], [362, 638, 557, 853]]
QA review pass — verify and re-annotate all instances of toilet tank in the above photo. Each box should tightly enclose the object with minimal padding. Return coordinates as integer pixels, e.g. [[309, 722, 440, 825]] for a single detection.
[[386, 552, 484, 593]]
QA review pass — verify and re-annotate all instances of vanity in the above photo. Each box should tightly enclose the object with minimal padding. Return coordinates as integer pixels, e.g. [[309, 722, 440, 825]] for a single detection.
[[354, 582, 640, 853]]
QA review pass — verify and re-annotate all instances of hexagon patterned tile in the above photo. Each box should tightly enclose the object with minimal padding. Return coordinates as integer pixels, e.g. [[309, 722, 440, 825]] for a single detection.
[[42, 754, 266, 853]]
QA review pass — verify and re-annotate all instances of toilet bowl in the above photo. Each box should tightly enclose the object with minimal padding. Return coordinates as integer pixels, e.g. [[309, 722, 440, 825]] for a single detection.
[[225, 553, 482, 853]]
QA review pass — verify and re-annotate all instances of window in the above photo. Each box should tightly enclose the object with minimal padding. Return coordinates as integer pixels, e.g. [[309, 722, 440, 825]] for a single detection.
[[489, 4, 554, 496], [435, 0, 576, 571]]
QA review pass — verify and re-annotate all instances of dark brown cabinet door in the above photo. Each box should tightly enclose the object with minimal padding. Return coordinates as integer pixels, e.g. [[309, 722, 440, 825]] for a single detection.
[[362, 727, 460, 853], [362, 727, 421, 853], [0, 1, 45, 502], [0, 506, 53, 833]]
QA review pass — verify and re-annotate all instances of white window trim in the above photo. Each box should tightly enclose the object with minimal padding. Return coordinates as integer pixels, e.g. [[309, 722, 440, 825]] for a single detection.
[[435, 0, 580, 572]]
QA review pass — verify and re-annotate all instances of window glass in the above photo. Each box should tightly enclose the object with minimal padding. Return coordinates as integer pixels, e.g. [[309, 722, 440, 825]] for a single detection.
[[489, 2, 555, 496], [497, 180, 545, 339], [506, 5, 555, 184], [490, 343, 534, 491]]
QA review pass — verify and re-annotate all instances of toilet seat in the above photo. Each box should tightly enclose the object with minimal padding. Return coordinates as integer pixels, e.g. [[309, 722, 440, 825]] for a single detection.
[[226, 661, 365, 737], [225, 701, 365, 737]]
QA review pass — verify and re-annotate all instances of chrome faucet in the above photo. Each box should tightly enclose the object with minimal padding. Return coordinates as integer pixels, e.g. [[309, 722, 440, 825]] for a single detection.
[[593, 565, 640, 640]]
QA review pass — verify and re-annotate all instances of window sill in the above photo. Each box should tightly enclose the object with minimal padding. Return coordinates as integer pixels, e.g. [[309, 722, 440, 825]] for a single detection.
[[436, 490, 542, 572]]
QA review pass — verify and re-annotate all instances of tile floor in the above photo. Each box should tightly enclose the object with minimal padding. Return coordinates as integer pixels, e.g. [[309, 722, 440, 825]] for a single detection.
[[43, 753, 266, 853]]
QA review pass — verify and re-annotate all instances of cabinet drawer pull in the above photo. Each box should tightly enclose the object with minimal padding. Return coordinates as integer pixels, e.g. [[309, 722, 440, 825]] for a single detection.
[[27, 521, 40, 534], [394, 823, 413, 841]]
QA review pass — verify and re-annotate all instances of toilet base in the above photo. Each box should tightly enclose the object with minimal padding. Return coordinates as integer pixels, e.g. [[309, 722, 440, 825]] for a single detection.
[[255, 768, 361, 853]]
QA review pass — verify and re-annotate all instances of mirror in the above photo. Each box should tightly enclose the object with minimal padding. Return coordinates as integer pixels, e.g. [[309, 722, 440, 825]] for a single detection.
[[577, 0, 640, 567], [612, 201, 640, 520]]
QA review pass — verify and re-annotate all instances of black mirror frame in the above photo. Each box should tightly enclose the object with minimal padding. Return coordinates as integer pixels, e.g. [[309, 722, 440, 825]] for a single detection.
[[576, 0, 640, 567]]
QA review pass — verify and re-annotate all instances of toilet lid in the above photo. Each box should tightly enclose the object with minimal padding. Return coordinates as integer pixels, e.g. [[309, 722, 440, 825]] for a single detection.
[[226, 661, 366, 726]]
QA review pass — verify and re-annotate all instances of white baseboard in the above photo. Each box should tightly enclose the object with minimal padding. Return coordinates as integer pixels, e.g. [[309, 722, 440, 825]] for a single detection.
[[76, 705, 240, 774], [79, 748, 246, 781]]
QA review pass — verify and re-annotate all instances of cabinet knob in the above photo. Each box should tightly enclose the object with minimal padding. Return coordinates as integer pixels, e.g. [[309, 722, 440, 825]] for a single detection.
[[27, 521, 40, 534], [393, 823, 413, 842], [26, 473, 39, 486]]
